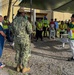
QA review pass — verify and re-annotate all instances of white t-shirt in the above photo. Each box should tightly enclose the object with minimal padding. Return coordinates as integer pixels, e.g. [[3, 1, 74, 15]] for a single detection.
[[0, 22, 3, 27]]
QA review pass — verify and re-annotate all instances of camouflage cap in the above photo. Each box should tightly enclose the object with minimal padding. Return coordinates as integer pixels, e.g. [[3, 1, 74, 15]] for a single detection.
[[18, 8, 25, 12]]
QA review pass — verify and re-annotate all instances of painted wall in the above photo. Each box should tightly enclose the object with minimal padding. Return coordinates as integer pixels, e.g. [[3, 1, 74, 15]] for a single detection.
[[53, 11, 72, 21], [2, 0, 9, 17], [2, 0, 21, 22]]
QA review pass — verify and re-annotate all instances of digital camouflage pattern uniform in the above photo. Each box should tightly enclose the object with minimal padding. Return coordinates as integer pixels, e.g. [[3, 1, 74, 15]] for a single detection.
[[12, 16, 32, 68]]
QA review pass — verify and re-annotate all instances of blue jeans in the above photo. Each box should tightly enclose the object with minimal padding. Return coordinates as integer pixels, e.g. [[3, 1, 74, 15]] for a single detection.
[[0, 35, 4, 57]]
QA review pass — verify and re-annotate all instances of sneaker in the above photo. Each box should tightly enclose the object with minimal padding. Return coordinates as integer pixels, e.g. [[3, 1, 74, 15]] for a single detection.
[[67, 57, 74, 61], [0, 62, 5, 68]]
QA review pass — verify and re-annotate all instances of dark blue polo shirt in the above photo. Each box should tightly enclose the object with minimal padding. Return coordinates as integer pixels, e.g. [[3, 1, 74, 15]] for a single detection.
[[0, 25, 4, 57]]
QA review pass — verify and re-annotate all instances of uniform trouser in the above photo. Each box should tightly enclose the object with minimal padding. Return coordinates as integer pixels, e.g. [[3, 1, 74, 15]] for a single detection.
[[14, 41, 31, 68], [43, 27, 47, 37], [55, 29, 58, 37], [36, 29, 43, 40], [60, 31, 65, 38], [0, 36, 4, 57], [69, 40, 74, 58]]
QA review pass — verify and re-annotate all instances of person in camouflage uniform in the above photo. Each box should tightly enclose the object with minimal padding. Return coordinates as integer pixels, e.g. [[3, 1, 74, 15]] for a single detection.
[[12, 8, 32, 73]]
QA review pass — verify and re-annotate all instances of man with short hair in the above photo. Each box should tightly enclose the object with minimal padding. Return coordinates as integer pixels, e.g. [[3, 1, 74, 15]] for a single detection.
[[2, 16, 11, 42], [36, 19, 43, 41], [12, 8, 32, 73], [42, 16, 49, 37], [49, 19, 55, 39], [54, 18, 59, 37]]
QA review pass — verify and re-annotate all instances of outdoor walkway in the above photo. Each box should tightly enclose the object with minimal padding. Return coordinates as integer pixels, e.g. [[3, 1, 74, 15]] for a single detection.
[[0, 38, 74, 75]]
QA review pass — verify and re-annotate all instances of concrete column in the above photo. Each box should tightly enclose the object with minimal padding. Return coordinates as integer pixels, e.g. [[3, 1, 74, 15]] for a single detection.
[[0, 0, 2, 15], [31, 10, 33, 22], [51, 10, 53, 19], [31, 9, 36, 30], [47, 10, 52, 21], [33, 9, 36, 30], [33, 9, 36, 24]]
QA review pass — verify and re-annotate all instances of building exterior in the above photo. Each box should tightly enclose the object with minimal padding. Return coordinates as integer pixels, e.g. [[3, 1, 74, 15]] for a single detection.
[[53, 11, 72, 21], [0, 0, 21, 22], [0, 0, 72, 23]]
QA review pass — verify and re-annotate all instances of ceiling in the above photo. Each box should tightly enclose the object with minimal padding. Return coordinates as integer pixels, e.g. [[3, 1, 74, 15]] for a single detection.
[[19, 0, 74, 13], [54, 0, 74, 13]]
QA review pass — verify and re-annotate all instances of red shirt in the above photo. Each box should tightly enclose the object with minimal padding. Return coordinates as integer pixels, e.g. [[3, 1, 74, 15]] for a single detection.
[[50, 21, 55, 28]]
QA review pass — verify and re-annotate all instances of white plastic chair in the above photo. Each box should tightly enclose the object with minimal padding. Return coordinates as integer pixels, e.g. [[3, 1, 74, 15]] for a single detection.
[[50, 29, 55, 39]]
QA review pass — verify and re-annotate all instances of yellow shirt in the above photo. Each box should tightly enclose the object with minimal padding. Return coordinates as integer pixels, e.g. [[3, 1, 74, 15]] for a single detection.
[[3, 20, 9, 29], [59, 24, 67, 30], [37, 22, 43, 30]]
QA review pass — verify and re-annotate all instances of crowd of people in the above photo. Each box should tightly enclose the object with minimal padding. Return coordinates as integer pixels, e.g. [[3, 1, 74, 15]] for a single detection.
[[34, 17, 70, 41], [0, 7, 74, 74], [34, 14, 74, 61]]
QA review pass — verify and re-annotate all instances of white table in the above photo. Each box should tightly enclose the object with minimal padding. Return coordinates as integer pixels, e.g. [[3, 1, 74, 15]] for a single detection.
[[60, 34, 69, 47]]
